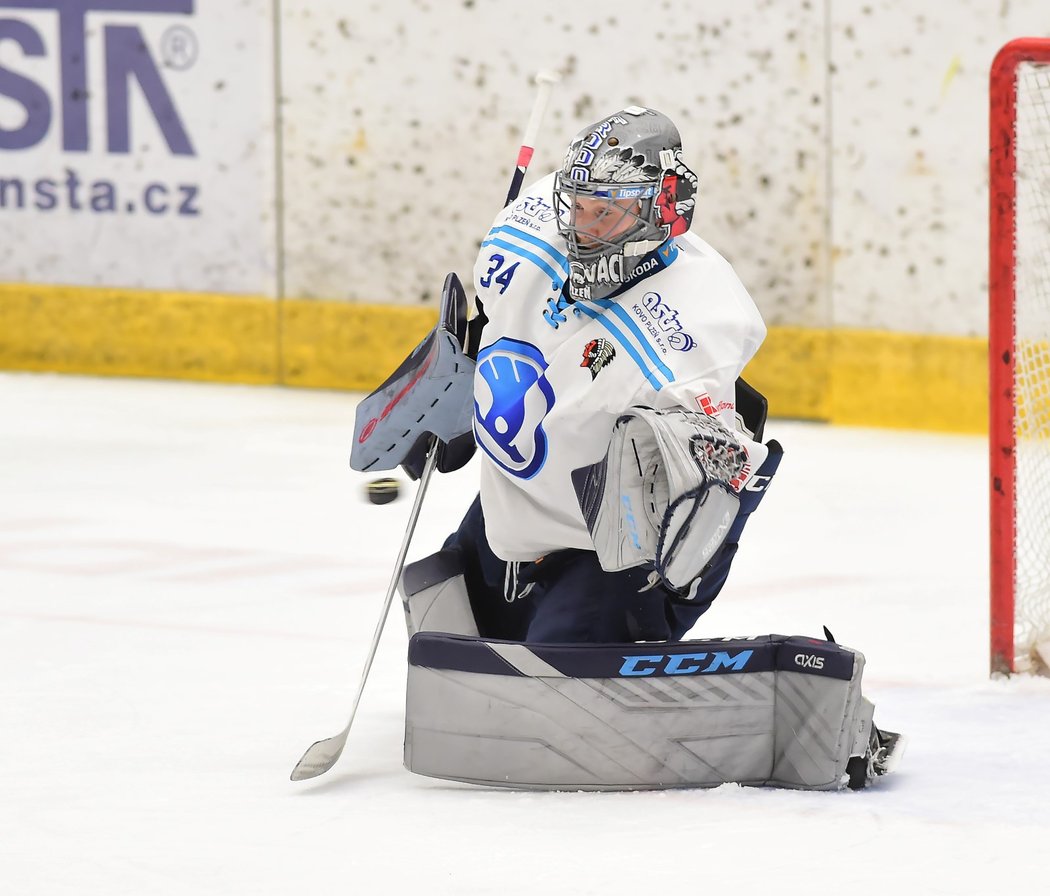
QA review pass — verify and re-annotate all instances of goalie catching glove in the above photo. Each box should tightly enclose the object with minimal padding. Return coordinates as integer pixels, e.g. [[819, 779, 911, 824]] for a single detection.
[[571, 407, 767, 598]]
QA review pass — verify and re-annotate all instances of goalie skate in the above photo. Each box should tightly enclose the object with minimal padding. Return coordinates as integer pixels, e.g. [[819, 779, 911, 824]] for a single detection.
[[846, 724, 907, 790]]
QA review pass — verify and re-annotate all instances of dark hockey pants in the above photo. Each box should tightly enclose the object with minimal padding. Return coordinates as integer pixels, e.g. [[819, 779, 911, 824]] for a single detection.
[[441, 443, 781, 644]]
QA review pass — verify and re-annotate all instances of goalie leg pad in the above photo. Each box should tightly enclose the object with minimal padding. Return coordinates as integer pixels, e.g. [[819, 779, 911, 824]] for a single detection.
[[404, 632, 898, 791], [399, 549, 480, 638]]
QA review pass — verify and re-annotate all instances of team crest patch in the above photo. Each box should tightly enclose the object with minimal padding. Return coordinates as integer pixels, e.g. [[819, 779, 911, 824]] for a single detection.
[[475, 338, 556, 480], [581, 338, 616, 379]]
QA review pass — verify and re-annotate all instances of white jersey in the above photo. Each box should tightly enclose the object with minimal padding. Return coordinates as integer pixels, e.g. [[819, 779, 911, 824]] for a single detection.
[[471, 173, 768, 562]]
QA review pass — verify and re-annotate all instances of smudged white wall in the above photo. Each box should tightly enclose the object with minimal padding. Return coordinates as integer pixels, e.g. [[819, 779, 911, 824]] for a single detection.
[[1, 0, 1047, 340], [828, 0, 1049, 337], [279, 0, 830, 327], [279, 0, 1049, 338]]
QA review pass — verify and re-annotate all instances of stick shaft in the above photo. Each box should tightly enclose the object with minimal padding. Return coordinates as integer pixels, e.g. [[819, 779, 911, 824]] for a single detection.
[[290, 445, 438, 780], [352, 443, 437, 714], [503, 75, 557, 207], [291, 73, 557, 782]]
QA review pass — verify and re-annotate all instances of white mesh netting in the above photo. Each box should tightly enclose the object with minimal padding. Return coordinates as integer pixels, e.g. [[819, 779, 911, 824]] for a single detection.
[[1013, 60, 1050, 671]]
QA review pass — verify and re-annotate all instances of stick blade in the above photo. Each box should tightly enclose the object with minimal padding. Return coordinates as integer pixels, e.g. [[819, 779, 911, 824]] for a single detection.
[[290, 730, 349, 781]]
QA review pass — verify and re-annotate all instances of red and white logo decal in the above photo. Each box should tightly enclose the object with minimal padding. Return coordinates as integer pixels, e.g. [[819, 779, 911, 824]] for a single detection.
[[695, 393, 735, 416]]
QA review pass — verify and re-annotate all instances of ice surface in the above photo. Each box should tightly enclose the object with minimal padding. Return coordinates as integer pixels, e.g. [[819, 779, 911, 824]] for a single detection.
[[1, 373, 1048, 895]]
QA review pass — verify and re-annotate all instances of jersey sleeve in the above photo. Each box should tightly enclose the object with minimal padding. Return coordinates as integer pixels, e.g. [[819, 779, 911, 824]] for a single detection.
[[653, 246, 764, 411], [646, 254, 769, 484], [472, 172, 567, 309]]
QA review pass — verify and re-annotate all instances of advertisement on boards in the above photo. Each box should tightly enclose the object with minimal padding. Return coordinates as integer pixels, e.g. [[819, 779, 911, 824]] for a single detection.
[[0, 1, 275, 294]]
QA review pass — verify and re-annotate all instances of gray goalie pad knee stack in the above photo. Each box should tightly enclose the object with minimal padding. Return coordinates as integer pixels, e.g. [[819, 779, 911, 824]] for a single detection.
[[398, 549, 479, 638], [404, 632, 882, 791]]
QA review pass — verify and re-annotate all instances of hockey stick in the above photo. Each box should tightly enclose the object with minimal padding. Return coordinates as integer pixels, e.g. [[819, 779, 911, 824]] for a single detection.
[[290, 70, 560, 782], [503, 70, 559, 207]]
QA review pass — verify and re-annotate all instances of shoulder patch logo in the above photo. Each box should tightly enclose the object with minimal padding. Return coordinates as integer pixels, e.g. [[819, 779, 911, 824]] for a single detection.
[[581, 338, 616, 379]]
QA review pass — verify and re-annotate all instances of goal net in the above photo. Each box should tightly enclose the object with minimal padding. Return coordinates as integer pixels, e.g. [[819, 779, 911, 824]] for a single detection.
[[990, 38, 1050, 675]]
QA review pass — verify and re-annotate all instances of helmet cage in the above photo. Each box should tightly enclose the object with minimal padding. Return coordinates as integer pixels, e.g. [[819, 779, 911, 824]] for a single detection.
[[553, 174, 665, 262], [552, 108, 698, 300]]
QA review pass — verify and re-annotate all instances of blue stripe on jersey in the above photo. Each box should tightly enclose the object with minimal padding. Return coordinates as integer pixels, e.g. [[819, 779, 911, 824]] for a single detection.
[[486, 225, 571, 276], [572, 302, 666, 391], [584, 296, 675, 384], [481, 237, 566, 288]]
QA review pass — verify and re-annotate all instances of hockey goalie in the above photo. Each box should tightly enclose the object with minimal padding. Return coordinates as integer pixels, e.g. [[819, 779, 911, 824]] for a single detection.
[[347, 106, 905, 791]]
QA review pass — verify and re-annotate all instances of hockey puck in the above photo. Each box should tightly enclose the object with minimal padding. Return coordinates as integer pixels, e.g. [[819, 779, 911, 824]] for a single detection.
[[366, 477, 401, 505]]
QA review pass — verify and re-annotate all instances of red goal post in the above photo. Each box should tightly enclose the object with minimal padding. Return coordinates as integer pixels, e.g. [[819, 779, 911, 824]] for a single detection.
[[989, 37, 1050, 675]]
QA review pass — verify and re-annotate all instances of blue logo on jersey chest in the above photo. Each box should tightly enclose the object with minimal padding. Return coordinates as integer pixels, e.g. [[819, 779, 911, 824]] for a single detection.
[[474, 338, 555, 479]]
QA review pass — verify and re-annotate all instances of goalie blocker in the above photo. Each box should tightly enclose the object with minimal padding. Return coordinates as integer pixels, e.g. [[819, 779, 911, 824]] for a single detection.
[[398, 553, 905, 792], [349, 272, 478, 479]]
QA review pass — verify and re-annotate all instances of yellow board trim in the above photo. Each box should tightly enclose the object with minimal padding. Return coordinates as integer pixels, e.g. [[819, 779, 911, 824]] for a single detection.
[[0, 283, 279, 384], [749, 326, 987, 433], [0, 284, 987, 433], [826, 328, 987, 433], [280, 298, 437, 391]]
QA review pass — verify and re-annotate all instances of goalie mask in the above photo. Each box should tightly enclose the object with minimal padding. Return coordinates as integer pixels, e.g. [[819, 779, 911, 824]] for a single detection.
[[554, 107, 699, 301]]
